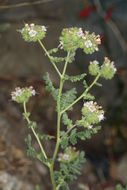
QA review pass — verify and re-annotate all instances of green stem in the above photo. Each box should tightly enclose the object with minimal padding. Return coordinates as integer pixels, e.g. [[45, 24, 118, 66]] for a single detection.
[[61, 73, 101, 114], [38, 39, 62, 78], [23, 102, 47, 161], [49, 51, 70, 190]]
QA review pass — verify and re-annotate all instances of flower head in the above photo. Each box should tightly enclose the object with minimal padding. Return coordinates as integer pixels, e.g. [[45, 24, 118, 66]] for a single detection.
[[11, 86, 36, 103], [20, 23, 47, 42]]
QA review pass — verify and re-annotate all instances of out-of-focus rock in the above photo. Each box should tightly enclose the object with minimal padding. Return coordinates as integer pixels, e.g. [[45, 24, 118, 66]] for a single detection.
[[0, 172, 34, 190]]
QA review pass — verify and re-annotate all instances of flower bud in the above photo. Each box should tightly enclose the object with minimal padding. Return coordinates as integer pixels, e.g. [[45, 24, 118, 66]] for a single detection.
[[100, 57, 116, 79], [11, 86, 36, 103], [20, 23, 47, 42], [89, 60, 100, 76]]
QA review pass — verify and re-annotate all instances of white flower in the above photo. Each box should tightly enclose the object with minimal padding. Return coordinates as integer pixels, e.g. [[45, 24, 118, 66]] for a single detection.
[[32, 89, 36, 96], [77, 28, 84, 37], [15, 89, 22, 96], [62, 154, 69, 160], [88, 105, 96, 112], [87, 125, 93, 129], [93, 60, 99, 65], [98, 114, 104, 121], [29, 30, 37, 37], [84, 101, 96, 112], [41, 25, 47, 32], [85, 40, 93, 48]]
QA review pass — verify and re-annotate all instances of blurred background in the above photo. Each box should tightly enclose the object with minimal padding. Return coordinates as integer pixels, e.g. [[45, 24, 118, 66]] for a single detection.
[[0, 0, 127, 189]]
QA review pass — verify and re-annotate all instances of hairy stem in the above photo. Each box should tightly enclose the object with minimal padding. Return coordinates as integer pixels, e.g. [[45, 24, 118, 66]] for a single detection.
[[23, 102, 47, 161], [38, 39, 62, 77], [49, 51, 70, 190]]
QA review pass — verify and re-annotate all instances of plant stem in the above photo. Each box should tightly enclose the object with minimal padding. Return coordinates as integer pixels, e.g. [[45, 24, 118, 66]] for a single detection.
[[49, 51, 70, 190], [61, 73, 101, 114], [23, 102, 47, 160], [38, 39, 62, 78]]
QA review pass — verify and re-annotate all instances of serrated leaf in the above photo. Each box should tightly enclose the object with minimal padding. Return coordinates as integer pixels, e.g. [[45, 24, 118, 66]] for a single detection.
[[64, 73, 86, 82], [47, 48, 58, 54], [62, 112, 73, 130], [69, 129, 77, 145], [43, 72, 59, 101], [60, 88, 77, 111], [37, 134, 55, 140], [83, 80, 88, 88], [60, 134, 69, 149], [83, 93, 95, 101]]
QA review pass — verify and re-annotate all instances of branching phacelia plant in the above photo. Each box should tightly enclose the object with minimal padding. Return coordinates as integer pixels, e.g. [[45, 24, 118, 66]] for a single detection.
[[11, 23, 116, 190]]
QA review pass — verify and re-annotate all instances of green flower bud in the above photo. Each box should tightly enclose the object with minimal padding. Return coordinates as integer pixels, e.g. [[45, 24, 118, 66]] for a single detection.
[[20, 23, 47, 42], [100, 57, 117, 79], [11, 86, 36, 103], [89, 60, 100, 76]]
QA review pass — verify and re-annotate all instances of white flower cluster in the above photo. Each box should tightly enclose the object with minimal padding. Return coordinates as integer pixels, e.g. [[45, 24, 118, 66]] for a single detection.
[[58, 153, 70, 161], [84, 101, 104, 122], [77, 28, 84, 37], [22, 23, 47, 37], [85, 40, 93, 48], [11, 86, 36, 101]]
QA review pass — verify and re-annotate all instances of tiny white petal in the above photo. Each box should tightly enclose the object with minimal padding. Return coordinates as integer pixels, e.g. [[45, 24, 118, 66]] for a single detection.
[[32, 89, 36, 96], [93, 60, 99, 65], [98, 114, 104, 121], [85, 40, 93, 48], [29, 30, 37, 37], [41, 26, 47, 32], [62, 154, 69, 160]]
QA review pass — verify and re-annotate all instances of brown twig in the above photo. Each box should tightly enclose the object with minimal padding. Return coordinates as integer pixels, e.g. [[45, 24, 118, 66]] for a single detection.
[[0, 0, 53, 9], [94, 0, 127, 53]]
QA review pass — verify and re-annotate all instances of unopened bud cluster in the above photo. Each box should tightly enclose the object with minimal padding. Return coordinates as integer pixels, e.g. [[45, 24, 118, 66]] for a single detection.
[[11, 86, 36, 103], [89, 57, 117, 79], [101, 57, 117, 79], [20, 23, 47, 42], [59, 27, 101, 53], [58, 147, 79, 163]]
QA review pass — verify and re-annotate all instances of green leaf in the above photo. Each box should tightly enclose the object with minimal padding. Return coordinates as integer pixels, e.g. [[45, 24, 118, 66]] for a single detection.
[[69, 129, 77, 145], [47, 48, 58, 54], [37, 134, 55, 140], [60, 133, 69, 149], [43, 72, 59, 101], [95, 82, 102, 87], [60, 88, 77, 111], [54, 151, 85, 189], [83, 80, 88, 88], [64, 73, 86, 82], [25, 134, 37, 158], [83, 93, 95, 101], [62, 112, 73, 130]]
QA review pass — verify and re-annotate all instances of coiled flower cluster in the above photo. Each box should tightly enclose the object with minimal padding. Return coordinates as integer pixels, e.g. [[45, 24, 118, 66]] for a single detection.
[[88, 57, 117, 79], [11, 86, 36, 103], [20, 23, 47, 42], [81, 101, 104, 127], [59, 27, 101, 54]]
